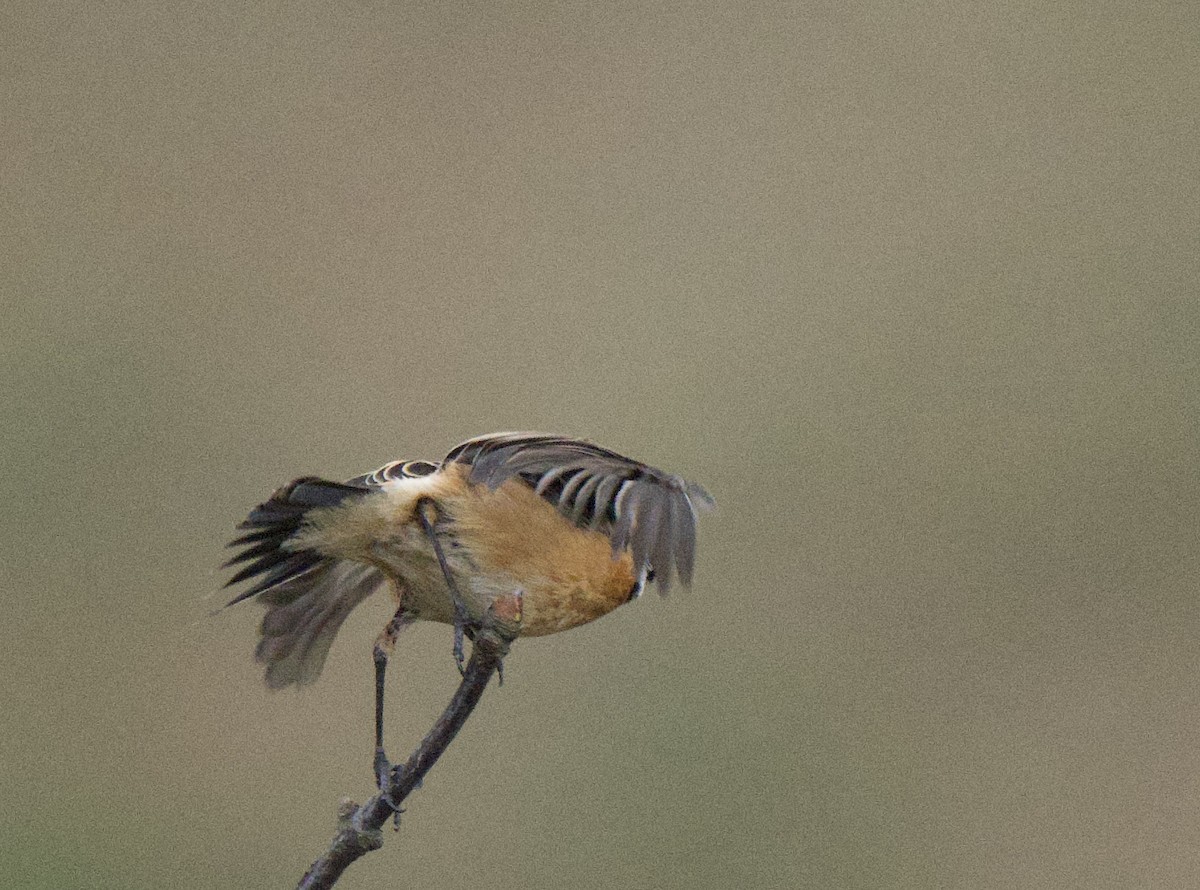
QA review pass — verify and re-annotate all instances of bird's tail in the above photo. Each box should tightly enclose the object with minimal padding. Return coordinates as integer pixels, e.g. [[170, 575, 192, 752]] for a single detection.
[[224, 478, 384, 687]]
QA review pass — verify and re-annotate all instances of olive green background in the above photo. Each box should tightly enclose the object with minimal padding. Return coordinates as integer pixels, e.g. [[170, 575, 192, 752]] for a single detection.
[[3, 2, 1197, 888]]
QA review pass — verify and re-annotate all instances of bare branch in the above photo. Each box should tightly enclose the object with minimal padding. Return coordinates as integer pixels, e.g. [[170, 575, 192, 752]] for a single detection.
[[296, 621, 516, 889]]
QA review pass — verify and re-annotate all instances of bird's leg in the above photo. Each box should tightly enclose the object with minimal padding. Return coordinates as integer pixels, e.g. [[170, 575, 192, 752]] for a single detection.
[[415, 497, 471, 674], [373, 606, 411, 816], [373, 611, 517, 830], [490, 589, 523, 687]]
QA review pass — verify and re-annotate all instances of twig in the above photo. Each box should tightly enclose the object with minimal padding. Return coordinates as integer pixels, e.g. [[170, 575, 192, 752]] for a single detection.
[[296, 619, 516, 889]]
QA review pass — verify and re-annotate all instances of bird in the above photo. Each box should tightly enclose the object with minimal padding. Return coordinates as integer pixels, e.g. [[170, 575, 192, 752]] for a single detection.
[[223, 431, 713, 791]]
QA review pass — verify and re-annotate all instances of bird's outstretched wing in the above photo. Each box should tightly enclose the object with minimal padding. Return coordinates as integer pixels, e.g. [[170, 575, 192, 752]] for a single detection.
[[444, 433, 713, 593]]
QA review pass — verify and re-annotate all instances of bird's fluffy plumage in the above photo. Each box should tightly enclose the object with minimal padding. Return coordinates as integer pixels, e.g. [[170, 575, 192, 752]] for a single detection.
[[225, 433, 712, 687]]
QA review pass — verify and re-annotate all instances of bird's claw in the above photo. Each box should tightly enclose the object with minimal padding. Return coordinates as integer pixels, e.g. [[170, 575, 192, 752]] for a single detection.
[[374, 749, 406, 827]]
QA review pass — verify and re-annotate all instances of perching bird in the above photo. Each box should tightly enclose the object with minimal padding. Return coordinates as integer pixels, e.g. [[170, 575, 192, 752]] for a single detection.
[[223, 432, 713, 788]]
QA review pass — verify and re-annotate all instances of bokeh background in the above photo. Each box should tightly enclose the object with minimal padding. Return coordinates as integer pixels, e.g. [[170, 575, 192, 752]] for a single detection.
[[3, 2, 1198, 888]]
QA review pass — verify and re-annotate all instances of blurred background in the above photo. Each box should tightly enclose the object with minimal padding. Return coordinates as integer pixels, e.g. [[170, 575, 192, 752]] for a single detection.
[[3, 2, 1197, 888]]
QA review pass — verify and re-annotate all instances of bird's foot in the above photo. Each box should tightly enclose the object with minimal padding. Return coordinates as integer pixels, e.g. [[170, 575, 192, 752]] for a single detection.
[[374, 747, 406, 828]]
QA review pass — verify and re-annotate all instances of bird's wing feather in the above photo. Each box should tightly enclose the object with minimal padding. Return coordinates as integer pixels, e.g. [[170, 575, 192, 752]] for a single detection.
[[444, 432, 713, 593], [344, 459, 441, 487]]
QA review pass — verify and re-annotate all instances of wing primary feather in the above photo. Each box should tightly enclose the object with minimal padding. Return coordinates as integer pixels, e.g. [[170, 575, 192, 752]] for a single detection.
[[687, 482, 716, 511], [625, 483, 652, 572], [570, 473, 603, 526], [591, 474, 623, 528], [533, 464, 576, 497], [610, 479, 637, 554], [612, 477, 635, 522], [556, 469, 590, 513], [441, 433, 711, 591], [637, 490, 669, 594], [671, 492, 699, 587]]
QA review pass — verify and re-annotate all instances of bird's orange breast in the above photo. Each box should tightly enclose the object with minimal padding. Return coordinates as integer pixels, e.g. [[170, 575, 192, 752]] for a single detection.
[[439, 467, 638, 636]]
